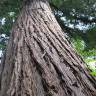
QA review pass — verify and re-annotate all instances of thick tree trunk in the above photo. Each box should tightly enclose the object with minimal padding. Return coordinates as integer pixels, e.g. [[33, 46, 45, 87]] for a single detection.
[[0, 0, 96, 96]]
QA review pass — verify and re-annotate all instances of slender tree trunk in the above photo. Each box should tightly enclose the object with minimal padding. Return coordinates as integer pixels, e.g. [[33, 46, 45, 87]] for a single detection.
[[0, 0, 96, 96]]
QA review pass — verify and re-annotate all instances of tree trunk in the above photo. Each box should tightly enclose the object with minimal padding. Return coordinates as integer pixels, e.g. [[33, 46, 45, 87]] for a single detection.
[[0, 0, 96, 96]]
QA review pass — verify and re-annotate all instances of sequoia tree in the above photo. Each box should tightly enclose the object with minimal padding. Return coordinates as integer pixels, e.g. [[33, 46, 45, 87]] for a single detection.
[[0, 0, 96, 96]]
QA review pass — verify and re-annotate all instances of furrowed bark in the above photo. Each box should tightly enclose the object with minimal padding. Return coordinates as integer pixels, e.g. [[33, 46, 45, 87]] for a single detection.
[[0, 0, 96, 96]]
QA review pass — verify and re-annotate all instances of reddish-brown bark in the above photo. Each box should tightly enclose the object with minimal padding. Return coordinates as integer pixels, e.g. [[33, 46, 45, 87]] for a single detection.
[[0, 0, 96, 96]]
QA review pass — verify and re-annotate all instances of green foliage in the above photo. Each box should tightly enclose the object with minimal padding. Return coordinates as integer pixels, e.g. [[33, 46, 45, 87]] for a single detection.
[[0, 12, 16, 35], [0, 0, 21, 17], [71, 36, 96, 76], [71, 37, 85, 54], [85, 26, 96, 49], [90, 71, 96, 76], [50, 0, 96, 17], [0, 43, 6, 49]]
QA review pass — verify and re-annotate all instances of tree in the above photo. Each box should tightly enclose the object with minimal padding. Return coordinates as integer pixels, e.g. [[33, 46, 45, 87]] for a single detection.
[[0, 0, 96, 96], [0, 0, 96, 51]]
